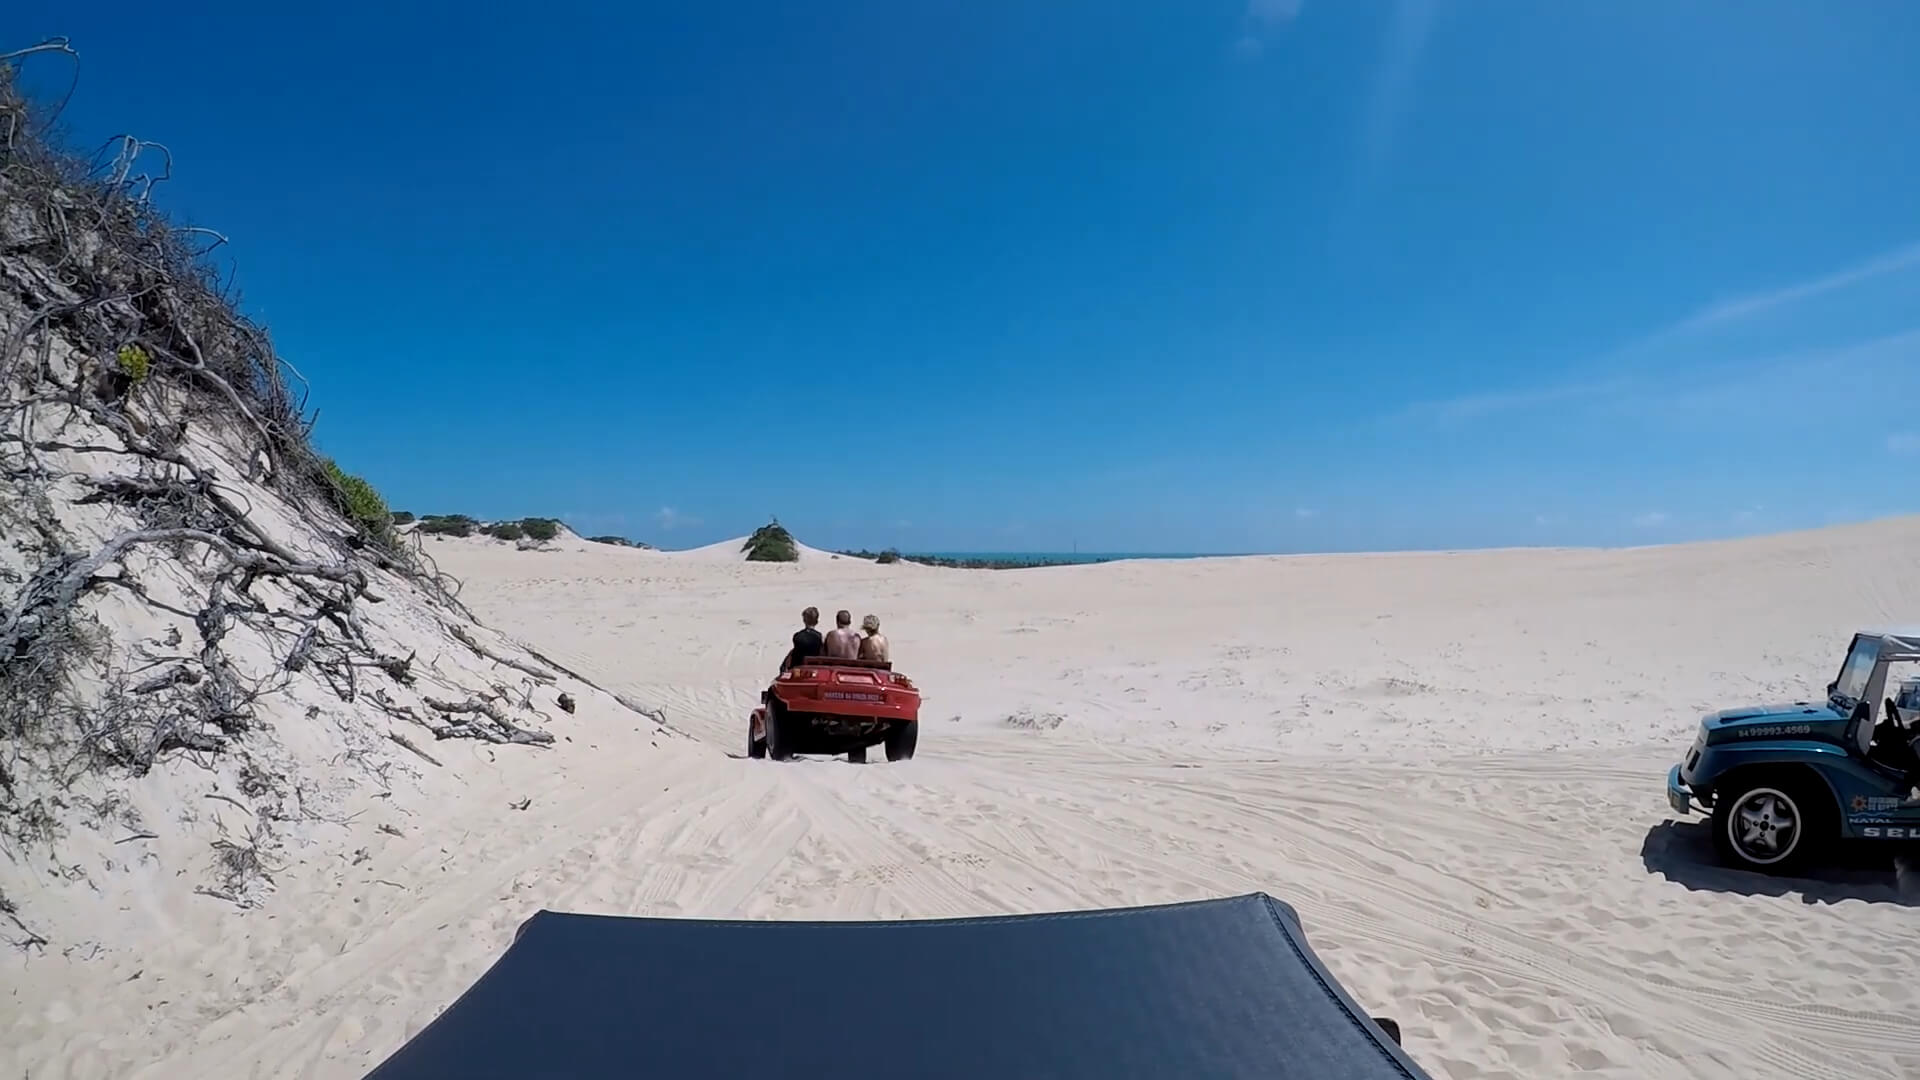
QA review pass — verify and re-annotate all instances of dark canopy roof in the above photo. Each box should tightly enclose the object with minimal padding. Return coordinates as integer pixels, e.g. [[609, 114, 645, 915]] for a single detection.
[[363, 892, 1432, 1079]]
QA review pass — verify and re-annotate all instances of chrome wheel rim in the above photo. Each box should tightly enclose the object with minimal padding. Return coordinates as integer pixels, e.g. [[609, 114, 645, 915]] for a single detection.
[[1728, 787, 1801, 865]]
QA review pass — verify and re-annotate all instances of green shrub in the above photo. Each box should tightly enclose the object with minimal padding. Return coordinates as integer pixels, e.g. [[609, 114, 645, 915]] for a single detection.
[[416, 514, 477, 538], [520, 517, 561, 542], [876, 549, 900, 564], [588, 535, 654, 549], [116, 344, 151, 382], [741, 520, 799, 562], [320, 458, 392, 539], [483, 521, 525, 542], [392, 511, 416, 525]]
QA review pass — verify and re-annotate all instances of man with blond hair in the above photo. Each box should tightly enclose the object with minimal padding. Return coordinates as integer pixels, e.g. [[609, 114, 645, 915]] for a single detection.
[[823, 609, 862, 659], [857, 613, 890, 663]]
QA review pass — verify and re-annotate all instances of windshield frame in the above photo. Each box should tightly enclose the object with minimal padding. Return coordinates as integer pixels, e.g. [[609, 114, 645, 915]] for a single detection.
[[1831, 634, 1882, 712]]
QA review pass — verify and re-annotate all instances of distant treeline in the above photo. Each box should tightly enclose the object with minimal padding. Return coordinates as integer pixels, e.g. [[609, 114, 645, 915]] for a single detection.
[[395, 513, 649, 548], [399, 513, 558, 541], [835, 548, 1072, 570], [586, 535, 650, 548]]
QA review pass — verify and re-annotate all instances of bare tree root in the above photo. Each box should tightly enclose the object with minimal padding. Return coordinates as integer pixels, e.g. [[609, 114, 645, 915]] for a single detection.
[[501, 636, 679, 735], [423, 697, 556, 747], [0, 886, 47, 951]]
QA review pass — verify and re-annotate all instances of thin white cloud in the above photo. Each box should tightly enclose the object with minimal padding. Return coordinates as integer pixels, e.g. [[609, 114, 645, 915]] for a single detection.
[[654, 506, 700, 530], [1397, 326, 1920, 428], [1672, 241, 1920, 335], [1397, 375, 1631, 426], [1619, 327, 1920, 421], [1392, 235, 1920, 430], [1565, 239, 1920, 374], [1889, 432, 1920, 455], [1295, 506, 1320, 519], [1249, 0, 1303, 24], [1632, 511, 1668, 528], [1234, 0, 1301, 61], [1357, 0, 1439, 181]]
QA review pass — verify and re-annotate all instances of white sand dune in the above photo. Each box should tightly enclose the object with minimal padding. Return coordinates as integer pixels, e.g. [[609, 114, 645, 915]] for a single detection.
[[9, 516, 1920, 1079]]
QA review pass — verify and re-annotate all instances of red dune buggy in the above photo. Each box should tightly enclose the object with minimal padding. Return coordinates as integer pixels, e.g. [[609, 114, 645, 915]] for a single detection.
[[749, 656, 921, 763]]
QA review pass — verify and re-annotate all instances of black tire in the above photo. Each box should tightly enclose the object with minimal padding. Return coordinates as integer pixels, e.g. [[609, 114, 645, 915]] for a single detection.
[[1709, 771, 1829, 874], [847, 746, 867, 764], [747, 719, 766, 760], [764, 703, 796, 762], [884, 720, 918, 762]]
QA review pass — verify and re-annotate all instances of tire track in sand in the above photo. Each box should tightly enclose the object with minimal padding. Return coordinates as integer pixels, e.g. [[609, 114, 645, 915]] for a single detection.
[[941, 741, 1903, 1080]]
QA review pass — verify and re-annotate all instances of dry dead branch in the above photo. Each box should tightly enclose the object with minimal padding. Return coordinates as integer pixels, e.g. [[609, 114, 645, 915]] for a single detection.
[[448, 623, 556, 683], [387, 731, 442, 767]]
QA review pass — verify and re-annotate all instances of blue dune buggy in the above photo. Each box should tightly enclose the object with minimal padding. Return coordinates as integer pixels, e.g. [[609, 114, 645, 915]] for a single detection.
[[1666, 629, 1920, 873]]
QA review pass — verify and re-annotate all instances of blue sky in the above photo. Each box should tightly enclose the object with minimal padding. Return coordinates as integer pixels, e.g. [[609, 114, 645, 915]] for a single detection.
[[11, 2, 1920, 553]]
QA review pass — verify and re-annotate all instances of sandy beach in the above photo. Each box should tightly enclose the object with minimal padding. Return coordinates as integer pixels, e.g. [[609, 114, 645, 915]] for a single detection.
[[5, 516, 1919, 1078]]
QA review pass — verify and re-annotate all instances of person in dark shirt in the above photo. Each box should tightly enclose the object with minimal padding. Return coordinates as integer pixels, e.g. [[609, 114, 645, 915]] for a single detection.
[[780, 606, 825, 673]]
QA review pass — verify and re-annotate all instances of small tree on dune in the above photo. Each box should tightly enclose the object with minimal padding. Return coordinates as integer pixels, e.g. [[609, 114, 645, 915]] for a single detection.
[[742, 519, 799, 562]]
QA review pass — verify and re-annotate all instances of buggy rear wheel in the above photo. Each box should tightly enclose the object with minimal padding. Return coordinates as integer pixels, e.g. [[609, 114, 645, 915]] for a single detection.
[[847, 746, 867, 764], [884, 720, 918, 762], [764, 703, 796, 761]]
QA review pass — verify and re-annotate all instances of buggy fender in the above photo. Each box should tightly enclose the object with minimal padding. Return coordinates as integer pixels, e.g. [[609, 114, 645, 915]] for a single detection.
[[1689, 741, 1848, 806]]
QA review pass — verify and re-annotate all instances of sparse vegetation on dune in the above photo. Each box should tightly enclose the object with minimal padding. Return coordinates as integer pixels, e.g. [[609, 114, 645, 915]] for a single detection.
[[414, 513, 478, 537], [409, 515, 567, 544], [586, 534, 651, 549], [321, 457, 395, 542], [742, 519, 799, 562], [0, 40, 666, 935]]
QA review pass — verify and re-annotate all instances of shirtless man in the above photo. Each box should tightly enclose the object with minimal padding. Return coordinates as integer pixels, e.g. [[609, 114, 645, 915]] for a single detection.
[[858, 613, 890, 663], [823, 610, 862, 659]]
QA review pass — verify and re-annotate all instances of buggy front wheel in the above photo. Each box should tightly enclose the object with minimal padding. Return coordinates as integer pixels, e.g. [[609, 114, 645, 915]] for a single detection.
[[1710, 774, 1826, 874]]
